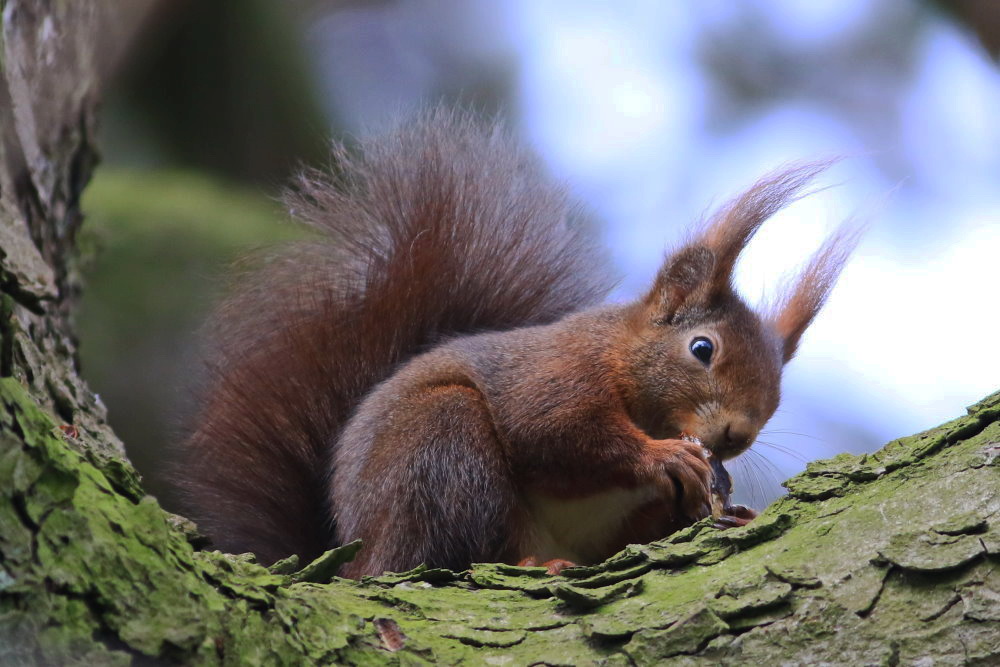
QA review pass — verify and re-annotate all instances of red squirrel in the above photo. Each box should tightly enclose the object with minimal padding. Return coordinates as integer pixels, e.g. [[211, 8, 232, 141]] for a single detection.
[[179, 110, 857, 578]]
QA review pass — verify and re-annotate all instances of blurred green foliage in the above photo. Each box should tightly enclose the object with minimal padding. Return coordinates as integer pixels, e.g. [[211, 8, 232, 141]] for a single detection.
[[104, 0, 330, 184], [78, 169, 302, 506]]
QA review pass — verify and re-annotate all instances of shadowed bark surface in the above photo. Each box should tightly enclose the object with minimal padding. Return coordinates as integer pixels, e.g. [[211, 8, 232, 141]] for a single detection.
[[1, 3, 998, 665]]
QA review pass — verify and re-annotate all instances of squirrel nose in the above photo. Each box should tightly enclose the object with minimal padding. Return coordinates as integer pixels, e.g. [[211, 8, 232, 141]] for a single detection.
[[724, 424, 753, 453], [704, 421, 754, 458]]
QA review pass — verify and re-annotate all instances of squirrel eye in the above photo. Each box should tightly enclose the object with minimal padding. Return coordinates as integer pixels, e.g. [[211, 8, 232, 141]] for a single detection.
[[689, 337, 714, 366]]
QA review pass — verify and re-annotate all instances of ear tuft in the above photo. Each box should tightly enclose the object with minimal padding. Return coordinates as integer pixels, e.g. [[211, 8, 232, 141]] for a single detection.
[[699, 160, 835, 291], [769, 220, 863, 362]]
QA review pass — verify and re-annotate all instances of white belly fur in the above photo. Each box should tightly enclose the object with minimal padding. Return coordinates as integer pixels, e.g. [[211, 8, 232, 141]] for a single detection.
[[524, 485, 660, 564]]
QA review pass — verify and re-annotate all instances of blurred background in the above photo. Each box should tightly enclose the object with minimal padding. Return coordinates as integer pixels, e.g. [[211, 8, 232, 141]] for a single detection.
[[79, 0, 1000, 510]]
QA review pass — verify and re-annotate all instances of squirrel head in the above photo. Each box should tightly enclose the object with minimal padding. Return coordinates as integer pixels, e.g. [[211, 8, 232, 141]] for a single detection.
[[618, 162, 860, 460]]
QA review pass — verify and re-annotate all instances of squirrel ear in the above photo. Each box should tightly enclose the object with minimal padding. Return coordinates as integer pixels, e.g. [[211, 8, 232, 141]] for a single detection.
[[770, 222, 861, 362], [645, 246, 715, 323], [697, 160, 834, 297], [646, 161, 841, 326]]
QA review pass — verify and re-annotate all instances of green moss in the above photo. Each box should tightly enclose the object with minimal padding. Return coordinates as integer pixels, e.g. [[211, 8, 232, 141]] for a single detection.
[[625, 607, 729, 661]]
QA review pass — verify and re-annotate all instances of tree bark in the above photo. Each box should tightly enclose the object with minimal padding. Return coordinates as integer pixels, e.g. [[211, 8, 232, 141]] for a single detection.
[[1, 3, 999, 665]]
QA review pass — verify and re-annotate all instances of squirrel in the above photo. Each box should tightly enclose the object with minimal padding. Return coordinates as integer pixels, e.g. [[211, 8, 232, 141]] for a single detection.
[[178, 109, 857, 578]]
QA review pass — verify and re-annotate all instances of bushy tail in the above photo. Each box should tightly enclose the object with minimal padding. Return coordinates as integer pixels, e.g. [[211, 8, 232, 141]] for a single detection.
[[178, 110, 611, 564]]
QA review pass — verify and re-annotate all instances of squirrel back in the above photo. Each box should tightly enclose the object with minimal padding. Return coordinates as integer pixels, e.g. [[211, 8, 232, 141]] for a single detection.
[[179, 110, 612, 564]]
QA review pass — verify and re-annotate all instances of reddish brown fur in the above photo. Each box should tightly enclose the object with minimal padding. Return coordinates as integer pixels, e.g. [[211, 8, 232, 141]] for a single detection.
[[180, 112, 857, 575]]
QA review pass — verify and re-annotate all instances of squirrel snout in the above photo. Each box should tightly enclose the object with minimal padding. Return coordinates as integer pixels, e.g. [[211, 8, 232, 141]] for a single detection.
[[701, 421, 756, 459], [724, 424, 754, 453]]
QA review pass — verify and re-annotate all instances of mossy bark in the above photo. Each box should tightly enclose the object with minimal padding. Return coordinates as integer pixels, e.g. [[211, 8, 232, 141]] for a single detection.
[[3, 375, 998, 665], [1, 3, 999, 665]]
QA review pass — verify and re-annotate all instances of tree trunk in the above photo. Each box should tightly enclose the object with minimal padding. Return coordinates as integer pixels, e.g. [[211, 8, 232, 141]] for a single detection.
[[1, 4, 999, 665]]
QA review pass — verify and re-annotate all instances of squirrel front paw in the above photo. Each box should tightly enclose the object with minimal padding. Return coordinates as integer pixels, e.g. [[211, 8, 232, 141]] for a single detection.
[[645, 439, 713, 520]]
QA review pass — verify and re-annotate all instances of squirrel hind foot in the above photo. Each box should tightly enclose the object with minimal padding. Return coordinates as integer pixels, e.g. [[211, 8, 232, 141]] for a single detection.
[[712, 504, 758, 530], [517, 556, 577, 575]]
